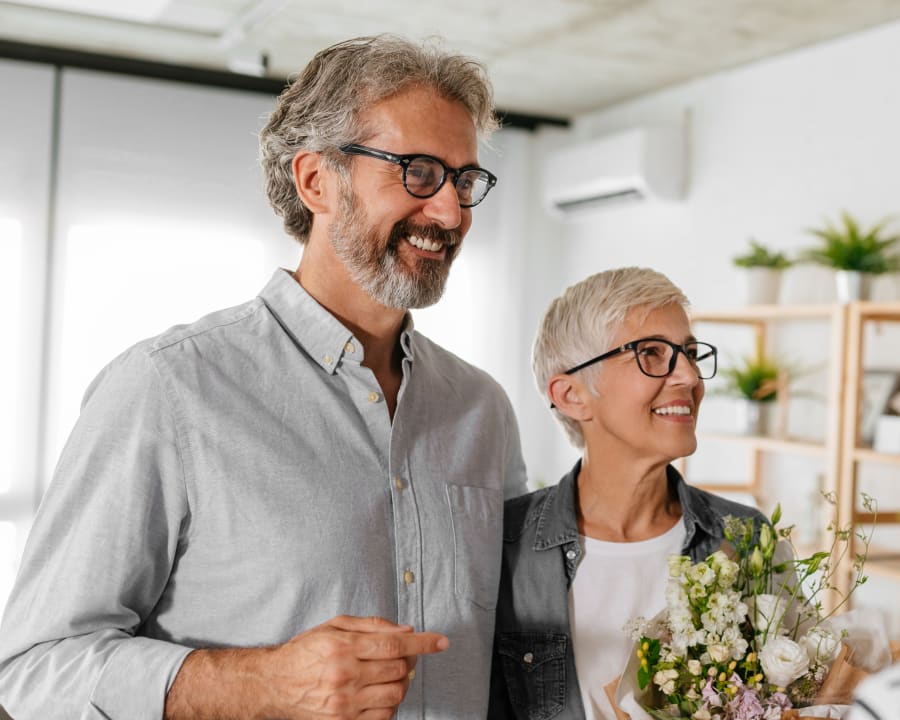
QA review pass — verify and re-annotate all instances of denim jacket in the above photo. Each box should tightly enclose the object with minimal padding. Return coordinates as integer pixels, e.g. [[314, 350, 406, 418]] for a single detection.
[[488, 460, 765, 720]]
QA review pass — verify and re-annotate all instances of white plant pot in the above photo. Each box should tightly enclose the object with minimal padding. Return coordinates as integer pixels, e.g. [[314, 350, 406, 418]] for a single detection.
[[735, 399, 771, 436], [835, 270, 872, 303], [742, 268, 782, 305]]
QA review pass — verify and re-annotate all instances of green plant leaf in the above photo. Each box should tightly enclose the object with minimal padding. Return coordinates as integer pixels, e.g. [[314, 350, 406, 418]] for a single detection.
[[801, 211, 900, 273]]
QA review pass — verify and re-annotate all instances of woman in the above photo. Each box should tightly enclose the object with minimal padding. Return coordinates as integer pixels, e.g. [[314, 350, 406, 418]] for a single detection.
[[489, 267, 765, 720]]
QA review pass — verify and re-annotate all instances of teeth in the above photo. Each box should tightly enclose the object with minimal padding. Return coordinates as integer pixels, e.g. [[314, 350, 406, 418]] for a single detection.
[[653, 406, 692, 416], [408, 235, 444, 252]]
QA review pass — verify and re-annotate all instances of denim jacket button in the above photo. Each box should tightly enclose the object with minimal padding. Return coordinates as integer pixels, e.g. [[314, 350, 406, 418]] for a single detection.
[[566, 549, 576, 560], [523, 652, 534, 664]]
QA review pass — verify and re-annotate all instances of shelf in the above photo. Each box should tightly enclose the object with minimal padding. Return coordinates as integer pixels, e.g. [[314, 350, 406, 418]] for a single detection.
[[698, 432, 826, 456], [864, 550, 900, 581], [853, 447, 900, 466], [692, 304, 840, 322], [686, 301, 900, 606], [854, 302, 900, 322]]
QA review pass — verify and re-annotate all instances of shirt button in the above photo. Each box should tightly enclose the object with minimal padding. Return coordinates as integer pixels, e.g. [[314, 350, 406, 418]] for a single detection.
[[344, 342, 356, 354], [566, 549, 577, 560], [523, 652, 534, 664], [367, 391, 380, 403], [323, 355, 333, 365], [394, 476, 404, 491], [403, 570, 415, 585]]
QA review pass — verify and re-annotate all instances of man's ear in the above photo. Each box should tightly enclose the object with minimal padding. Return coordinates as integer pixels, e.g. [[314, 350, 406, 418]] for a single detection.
[[291, 150, 331, 214], [548, 374, 593, 421]]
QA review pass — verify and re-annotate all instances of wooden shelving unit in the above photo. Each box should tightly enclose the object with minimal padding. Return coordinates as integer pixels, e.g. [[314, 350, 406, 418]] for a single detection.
[[683, 301, 900, 604], [837, 302, 900, 598]]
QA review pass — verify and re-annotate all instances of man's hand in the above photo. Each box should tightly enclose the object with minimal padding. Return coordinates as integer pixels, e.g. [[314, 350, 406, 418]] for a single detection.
[[165, 615, 449, 720]]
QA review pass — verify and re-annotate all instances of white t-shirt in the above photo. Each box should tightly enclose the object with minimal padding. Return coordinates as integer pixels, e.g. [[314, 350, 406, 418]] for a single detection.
[[568, 520, 686, 720]]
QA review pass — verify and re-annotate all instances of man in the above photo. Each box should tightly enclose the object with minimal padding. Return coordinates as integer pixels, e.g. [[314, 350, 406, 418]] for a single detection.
[[0, 35, 527, 719]]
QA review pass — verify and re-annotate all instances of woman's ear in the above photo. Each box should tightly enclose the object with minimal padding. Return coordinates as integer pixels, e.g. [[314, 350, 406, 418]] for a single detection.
[[548, 374, 593, 421], [291, 150, 331, 215]]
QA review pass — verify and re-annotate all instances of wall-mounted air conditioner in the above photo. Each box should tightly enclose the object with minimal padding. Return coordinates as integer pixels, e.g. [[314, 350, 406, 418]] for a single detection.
[[542, 125, 686, 218]]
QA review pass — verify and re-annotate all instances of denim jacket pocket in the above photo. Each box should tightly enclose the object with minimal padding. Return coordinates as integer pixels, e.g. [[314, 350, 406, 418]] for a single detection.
[[446, 483, 503, 610], [497, 631, 567, 720]]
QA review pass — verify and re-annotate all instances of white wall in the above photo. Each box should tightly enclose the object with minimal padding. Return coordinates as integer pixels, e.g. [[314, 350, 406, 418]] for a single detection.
[[517, 19, 900, 487], [515, 19, 900, 634]]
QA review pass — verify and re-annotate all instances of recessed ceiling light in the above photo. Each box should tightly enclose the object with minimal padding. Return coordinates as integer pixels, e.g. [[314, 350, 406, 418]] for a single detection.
[[13, 0, 172, 23]]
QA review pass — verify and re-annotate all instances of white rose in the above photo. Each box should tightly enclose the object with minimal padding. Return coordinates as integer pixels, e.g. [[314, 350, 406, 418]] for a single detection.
[[654, 668, 679, 695], [688, 659, 703, 676], [707, 642, 730, 663], [760, 636, 810, 687], [746, 594, 789, 636], [800, 626, 841, 664]]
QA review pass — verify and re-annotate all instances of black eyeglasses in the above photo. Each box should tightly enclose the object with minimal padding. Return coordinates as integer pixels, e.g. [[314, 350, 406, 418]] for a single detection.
[[339, 144, 497, 207], [563, 338, 718, 379]]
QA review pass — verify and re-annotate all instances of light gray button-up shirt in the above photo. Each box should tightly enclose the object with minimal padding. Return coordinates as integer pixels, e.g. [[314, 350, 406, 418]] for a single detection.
[[0, 269, 528, 719]]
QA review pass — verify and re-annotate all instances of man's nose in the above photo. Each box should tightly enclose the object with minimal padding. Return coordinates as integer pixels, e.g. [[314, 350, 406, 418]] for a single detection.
[[421, 181, 463, 229]]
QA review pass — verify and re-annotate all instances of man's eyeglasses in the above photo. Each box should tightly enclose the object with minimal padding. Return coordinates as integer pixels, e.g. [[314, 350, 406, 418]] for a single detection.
[[339, 144, 497, 207], [563, 338, 718, 380]]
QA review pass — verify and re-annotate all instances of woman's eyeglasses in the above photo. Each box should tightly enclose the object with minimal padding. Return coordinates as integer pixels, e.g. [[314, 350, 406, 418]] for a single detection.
[[563, 338, 718, 379]]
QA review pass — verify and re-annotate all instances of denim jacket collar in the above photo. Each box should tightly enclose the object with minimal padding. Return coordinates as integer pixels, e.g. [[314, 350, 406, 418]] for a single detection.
[[532, 461, 582, 552], [531, 459, 724, 558]]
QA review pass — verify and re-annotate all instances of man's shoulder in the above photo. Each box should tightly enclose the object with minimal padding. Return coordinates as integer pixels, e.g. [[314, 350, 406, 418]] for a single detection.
[[146, 297, 266, 356], [412, 331, 508, 394]]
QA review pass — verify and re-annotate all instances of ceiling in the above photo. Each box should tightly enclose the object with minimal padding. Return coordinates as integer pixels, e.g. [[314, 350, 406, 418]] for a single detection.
[[3, 0, 900, 121]]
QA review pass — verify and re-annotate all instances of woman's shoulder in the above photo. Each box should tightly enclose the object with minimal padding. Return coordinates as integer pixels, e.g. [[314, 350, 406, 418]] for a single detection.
[[502, 484, 556, 542], [683, 482, 767, 524]]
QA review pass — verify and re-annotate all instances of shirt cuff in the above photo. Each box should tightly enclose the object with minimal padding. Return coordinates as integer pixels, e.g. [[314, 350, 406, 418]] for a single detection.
[[90, 637, 192, 720]]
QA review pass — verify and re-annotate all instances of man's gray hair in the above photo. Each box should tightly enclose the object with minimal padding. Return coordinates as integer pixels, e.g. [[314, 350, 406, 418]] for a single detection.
[[532, 267, 691, 449], [259, 34, 498, 244]]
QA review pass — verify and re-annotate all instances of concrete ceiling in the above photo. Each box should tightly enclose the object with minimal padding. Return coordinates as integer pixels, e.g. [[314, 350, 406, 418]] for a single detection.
[[3, 0, 900, 120]]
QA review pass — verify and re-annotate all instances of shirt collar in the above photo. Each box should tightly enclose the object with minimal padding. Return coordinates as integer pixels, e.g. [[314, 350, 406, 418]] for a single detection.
[[670, 465, 719, 548], [533, 460, 582, 551], [258, 269, 415, 374], [532, 460, 718, 551]]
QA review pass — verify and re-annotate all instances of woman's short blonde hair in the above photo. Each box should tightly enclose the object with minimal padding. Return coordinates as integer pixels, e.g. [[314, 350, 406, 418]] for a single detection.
[[532, 267, 691, 449]]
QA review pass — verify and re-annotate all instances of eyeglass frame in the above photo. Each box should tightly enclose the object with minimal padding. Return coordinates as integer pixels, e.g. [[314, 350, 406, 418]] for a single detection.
[[562, 337, 718, 379], [339, 143, 498, 207]]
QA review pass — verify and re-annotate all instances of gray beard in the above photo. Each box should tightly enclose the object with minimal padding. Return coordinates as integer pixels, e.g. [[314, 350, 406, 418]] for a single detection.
[[329, 186, 455, 309]]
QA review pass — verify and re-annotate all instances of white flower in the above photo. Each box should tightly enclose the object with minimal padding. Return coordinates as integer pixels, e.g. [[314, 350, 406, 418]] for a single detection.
[[746, 594, 789, 637], [666, 579, 689, 609], [721, 625, 749, 660], [689, 583, 708, 601], [687, 562, 716, 586], [759, 636, 810, 687], [800, 626, 840, 664], [688, 659, 703, 676], [669, 555, 693, 577], [654, 668, 679, 695], [707, 642, 731, 663], [692, 706, 712, 720]]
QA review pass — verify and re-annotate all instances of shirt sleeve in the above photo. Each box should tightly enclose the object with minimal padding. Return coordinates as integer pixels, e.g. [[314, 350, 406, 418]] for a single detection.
[[0, 345, 193, 720], [501, 395, 528, 501]]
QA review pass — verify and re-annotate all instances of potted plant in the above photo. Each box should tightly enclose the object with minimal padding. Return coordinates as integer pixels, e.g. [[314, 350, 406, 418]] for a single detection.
[[800, 211, 900, 302], [732, 238, 793, 305], [715, 352, 784, 435]]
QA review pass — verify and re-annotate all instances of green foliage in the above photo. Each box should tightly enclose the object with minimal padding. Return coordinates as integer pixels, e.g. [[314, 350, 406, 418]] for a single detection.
[[637, 637, 661, 690], [716, 353, 782, 403], [733, 238, 793, 269], [801, 211, 900, 273]]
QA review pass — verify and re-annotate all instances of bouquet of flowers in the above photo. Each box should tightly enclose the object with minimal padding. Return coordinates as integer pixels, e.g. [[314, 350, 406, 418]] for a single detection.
[[615, 492, 888, 720]]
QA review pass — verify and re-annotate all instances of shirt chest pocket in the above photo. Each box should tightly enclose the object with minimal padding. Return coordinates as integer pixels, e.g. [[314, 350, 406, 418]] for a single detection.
[[498, 632, 568, 720], [445, 483, 503, 610]]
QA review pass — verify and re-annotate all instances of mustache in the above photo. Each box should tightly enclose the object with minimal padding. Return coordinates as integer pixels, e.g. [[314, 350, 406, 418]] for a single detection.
[[387, 220, 462, 253]]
